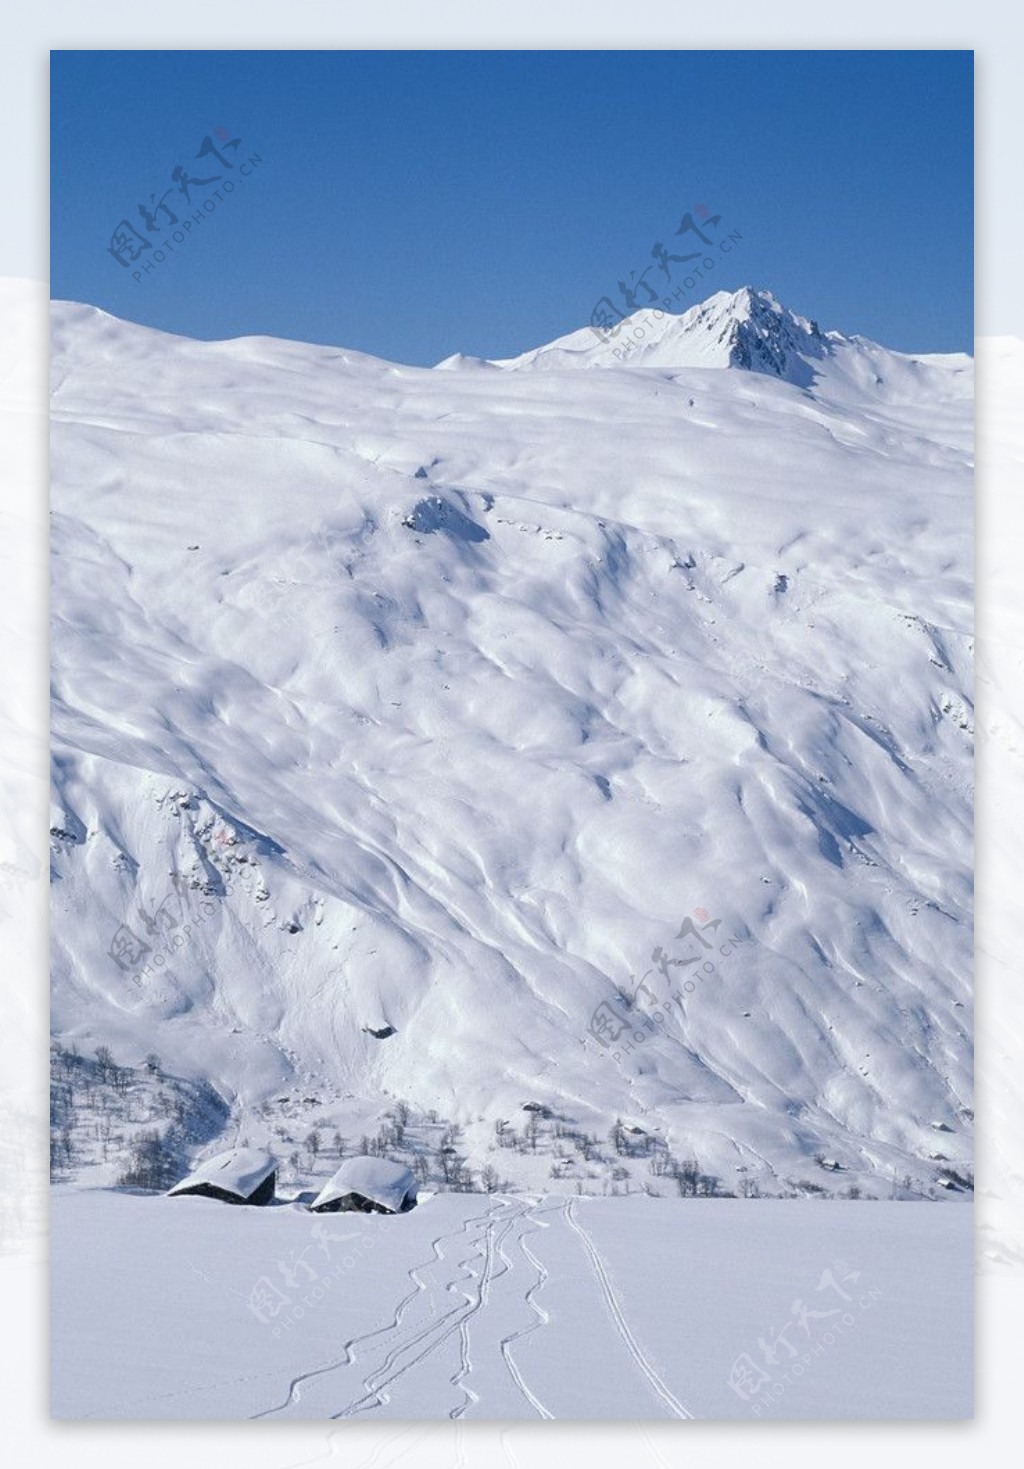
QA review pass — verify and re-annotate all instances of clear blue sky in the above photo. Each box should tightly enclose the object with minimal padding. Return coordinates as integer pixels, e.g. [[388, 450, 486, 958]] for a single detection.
[[51, 50, 973, 365]]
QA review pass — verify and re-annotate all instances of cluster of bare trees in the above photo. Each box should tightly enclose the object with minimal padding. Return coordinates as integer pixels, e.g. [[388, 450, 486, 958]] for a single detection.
[[118, 1130, 180, 1190], [355, 1111, 506, 1194], [608, 1118, 659, 1158], [276, 1103, 489, 1194], [434, 1125, 474, 1191], [50, 1043, 227, 1187], [643, 1141, 721, 1196], [670, 1158, 722, 1197], [92, 1045, 132, 1096], [495, 1111, 590, 1157]]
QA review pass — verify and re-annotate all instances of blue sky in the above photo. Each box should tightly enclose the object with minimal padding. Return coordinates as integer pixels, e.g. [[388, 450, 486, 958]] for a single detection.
[[51, 50, 973, 364]]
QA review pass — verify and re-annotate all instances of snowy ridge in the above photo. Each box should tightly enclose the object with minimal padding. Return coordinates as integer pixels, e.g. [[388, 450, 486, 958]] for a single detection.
[[478, 287, 973, 409], [50, 289, 973, 1200], [484, 287, 832, 380]]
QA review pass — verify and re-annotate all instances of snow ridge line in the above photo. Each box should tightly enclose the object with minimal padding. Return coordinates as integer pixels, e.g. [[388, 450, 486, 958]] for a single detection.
[[566, 1197, 694, 1419]]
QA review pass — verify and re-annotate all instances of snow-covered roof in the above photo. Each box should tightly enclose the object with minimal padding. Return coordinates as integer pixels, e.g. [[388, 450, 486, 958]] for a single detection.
[[167, 1147, 277, 1199], [311, 1156, 416, 1213]]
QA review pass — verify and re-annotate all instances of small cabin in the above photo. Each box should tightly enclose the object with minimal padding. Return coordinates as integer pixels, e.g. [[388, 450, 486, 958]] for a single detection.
[[310, 1156, 416, 1215], [167, 1147, 277, 1206]]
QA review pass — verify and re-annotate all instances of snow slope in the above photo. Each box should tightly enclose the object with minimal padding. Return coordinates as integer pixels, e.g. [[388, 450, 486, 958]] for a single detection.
[[49, 287, 973, 1199], [50, 1188, 972, 1419]]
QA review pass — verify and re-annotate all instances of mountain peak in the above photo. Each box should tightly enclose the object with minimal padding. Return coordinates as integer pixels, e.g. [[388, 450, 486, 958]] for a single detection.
[[719, 284, 782, 315], [681, 286, 831, 382], [485, 284, 837, 385]]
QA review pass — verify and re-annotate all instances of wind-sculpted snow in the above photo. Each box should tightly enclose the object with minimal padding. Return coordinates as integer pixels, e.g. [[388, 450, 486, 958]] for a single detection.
[[49, 289, 973, 1198]]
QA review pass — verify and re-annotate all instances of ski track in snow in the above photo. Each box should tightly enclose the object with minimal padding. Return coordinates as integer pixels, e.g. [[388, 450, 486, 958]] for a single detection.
[[253, 1198, 508, 1419], [333, 1208, 506, 1419], [252, 1194, 691, 1420], [449, 1199, 520, 1419], [49, 1186, 976, 1420], [565, 1197, 693, 1419], [337, 1197, 544, 1420], [493, 1195, 560, 1420]]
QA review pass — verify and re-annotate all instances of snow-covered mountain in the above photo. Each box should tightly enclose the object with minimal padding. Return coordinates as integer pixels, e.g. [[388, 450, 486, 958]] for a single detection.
[[449, 286, 973, 409], [49, 288, 973, 1201]]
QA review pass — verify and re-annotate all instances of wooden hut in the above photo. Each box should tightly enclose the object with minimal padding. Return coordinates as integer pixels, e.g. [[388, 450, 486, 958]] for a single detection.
[[167, 1147, 277, 1206], [310, 1156, 416, 1215]]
